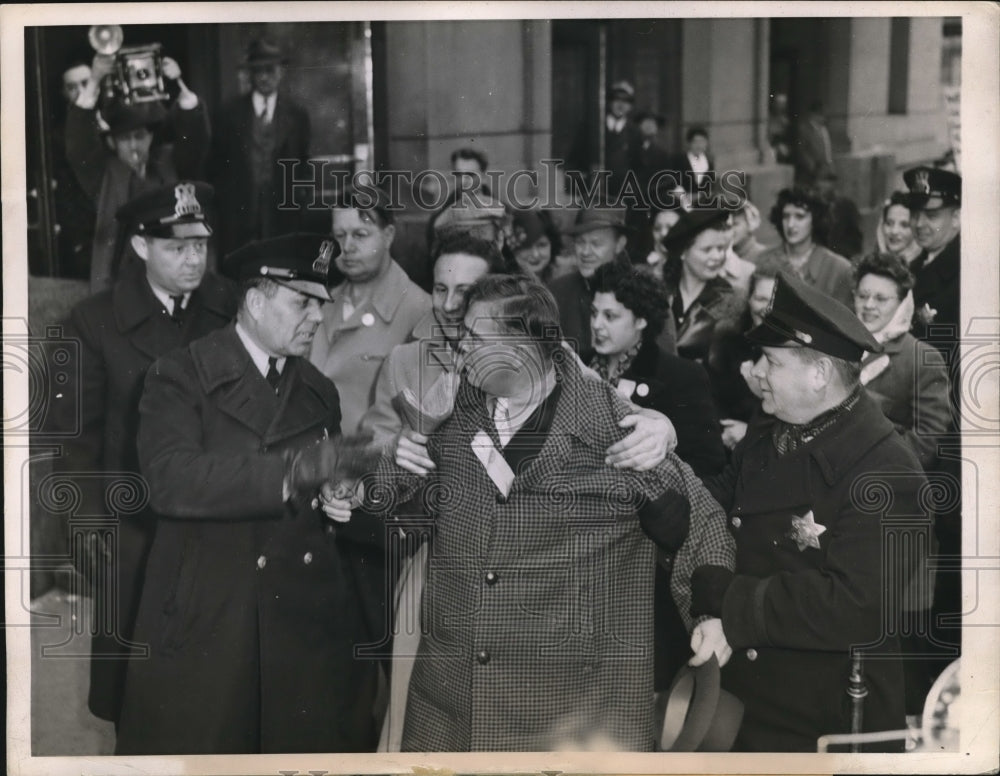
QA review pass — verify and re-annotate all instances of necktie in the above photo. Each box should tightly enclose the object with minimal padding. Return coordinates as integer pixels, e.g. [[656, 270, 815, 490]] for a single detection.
[[169, 295, 185, 324], [494, 399, 512, 448], [266, 357, 281, 392]]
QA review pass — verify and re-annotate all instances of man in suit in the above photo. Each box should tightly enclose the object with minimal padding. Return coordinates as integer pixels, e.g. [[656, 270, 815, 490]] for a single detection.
[[604, 80, 642, 199], [209, 38, 311, 255], [671, 126, 715, 202], [115, 233, 379, 754], [695, 272, 928, 751], [355, 273, 735, 751], [51, 182, 237, 727]]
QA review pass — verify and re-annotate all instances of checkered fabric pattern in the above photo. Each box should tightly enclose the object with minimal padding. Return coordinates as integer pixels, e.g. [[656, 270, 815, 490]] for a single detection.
[[363, 352, 734, 751]]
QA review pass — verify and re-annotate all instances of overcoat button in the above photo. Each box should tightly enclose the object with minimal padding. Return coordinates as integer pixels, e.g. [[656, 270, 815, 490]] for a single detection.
[[475, 649, 491, 665], [496, 494, 508, 505], [731, 517, 742, 529], [256, 555, 267, 570], [746, 648, 758, 661], [485, 571, 498, 585], [303, 552, 313, 565]]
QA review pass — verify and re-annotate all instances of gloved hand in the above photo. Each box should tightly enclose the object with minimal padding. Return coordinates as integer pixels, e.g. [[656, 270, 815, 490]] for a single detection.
[[285, 432, 380, 494], [638, 490, 691, 553]]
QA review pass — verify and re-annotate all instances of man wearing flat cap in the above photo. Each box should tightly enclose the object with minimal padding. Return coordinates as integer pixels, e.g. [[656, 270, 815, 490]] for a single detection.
[[692, 272, 928, 751], [50, 182, 237, 728], [115, 233, 380, 754], [209, 38, 311, 255], [65, 51, 209, 292]]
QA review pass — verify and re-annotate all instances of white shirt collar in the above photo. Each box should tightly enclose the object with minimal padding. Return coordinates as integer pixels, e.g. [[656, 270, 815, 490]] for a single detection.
[[490, 367, 558, 448], [235, 321, 286, 378], [252, 91, 277, 122], [147, 279, 190, 317], [607, 115, 626, 133]]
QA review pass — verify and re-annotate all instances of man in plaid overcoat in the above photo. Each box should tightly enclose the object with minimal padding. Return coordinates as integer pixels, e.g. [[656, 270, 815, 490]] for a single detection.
[[355, 274, 735, 751]]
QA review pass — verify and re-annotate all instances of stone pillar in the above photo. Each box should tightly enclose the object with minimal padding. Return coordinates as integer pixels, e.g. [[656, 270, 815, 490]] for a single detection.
[[680, 18, 792, 223]]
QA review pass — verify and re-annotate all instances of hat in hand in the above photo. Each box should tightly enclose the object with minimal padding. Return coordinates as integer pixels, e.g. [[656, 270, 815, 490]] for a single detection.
[[658, 655, 744, 752], [223, 233, 344, 302], [116, 181, 214, 239], [746, 270, 881, 361]]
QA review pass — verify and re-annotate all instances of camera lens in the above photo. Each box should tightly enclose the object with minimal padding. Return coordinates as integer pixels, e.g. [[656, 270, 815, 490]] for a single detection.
[[136, 68, 150, 80]]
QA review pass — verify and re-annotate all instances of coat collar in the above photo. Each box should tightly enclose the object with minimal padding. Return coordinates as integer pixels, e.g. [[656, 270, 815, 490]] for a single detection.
[[190, 324, 336, 443], [743, 389, 896, 489], [112, 265, 233, 333], [325, 260, 415, 332], [916, 234, 960, 281]]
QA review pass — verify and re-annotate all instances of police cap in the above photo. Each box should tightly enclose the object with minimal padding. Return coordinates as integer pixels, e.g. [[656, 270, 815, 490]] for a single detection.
[[116, 181, 214, 239], [746, 270, 881, 361], [223, 233, 343, 302], [903, 166, 961, 210]]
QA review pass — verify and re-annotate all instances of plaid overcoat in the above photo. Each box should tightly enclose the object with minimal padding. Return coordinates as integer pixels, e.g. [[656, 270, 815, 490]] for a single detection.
[[364, 353, 734, 751]]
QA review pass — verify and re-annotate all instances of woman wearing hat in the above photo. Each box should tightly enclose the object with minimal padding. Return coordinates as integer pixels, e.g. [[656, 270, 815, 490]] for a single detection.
[[662, 208, 743, 364], [508, 208, 561, 284], [852, 253, 950, 471], [875, 191, 922, 266]]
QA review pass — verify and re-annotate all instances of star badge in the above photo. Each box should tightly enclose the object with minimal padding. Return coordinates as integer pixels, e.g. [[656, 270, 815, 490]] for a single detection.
[[787, 510, 826, 551]]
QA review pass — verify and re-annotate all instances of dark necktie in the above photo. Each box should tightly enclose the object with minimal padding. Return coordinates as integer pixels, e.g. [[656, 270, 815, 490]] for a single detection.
[[169, 295, 186, 325], [266, 357, 281, 392]]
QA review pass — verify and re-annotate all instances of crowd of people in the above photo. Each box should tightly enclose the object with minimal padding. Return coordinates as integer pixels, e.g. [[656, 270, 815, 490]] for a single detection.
[[45, 40, 964, 756]]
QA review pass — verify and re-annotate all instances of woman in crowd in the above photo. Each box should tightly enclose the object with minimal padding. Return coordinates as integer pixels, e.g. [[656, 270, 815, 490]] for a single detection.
[[875, 191, 922, 266], [705, 258, 784, 451], [757, 186, 854, 307], [584, 260, 725, 691], [729, 199, 768, 264], [643, 206, 683, 281], [853, 252, 951, 470], [508, 208, 561, 284], [661, 208, 743, 364]]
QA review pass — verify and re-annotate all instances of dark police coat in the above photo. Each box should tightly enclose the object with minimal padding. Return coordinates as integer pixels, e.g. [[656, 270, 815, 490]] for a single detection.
[[52, 262, 236, 724], [115, 324, 377, 754], [911, 234, 960, 352], [703, 390, 928, 752]]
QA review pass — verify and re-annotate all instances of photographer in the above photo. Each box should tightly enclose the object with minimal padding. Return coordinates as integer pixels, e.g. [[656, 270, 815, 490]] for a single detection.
[[65, 49, 210, 293]]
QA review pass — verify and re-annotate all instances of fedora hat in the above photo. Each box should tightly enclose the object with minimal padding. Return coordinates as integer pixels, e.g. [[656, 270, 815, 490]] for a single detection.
[[658, 656, 744, 752], [243, 38, 289, 67], [566, 206, 632, 236]]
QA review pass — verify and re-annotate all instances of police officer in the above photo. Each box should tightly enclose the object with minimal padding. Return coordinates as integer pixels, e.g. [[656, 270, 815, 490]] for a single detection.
[[904, 166, 961, 351], [691, 271, 929, 751], [115, 233, 379, 754], [52, 182, 236, 727], [902, 165, 963, 704]]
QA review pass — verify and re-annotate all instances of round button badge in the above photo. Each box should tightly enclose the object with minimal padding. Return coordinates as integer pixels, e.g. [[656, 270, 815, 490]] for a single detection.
[[361, 312, 375, 327]]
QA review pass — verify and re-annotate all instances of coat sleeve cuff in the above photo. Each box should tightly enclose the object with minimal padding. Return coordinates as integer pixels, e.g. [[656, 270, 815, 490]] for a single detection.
[[720, 574, 771, 648], [690, 564, 734, 618]]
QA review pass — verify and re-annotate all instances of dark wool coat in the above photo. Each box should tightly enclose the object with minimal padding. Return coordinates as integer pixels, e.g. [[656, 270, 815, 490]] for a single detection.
[[667, 276, 743, 365], [910, 235, 960, 358], [363, 355, 735, 751], [208, 92, 310, 255], [704, 391, 929, 752], [115, 324, 377, 755], [51, 263, 236, 724]]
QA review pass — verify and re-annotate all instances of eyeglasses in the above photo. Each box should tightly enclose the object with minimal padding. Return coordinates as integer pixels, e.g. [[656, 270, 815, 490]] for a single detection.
[[853, 291, 898, 305]]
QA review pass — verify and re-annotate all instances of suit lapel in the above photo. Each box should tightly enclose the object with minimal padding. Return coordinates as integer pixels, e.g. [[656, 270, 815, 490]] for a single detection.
[[262, 359, 335, 446]]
